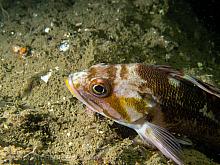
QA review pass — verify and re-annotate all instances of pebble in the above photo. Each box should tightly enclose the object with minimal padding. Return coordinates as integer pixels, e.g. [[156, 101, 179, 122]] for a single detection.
[[59, 40, 70, 52], [41, 71, 52, 83], [44, 27, 51, 33]]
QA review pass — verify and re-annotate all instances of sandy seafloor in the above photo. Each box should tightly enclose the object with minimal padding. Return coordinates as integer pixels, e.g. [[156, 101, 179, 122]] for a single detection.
[[0, 0, 220, 164]]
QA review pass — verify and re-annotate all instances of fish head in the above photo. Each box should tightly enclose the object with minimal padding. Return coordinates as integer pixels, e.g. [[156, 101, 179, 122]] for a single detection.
[[66, 64, 157, 123]]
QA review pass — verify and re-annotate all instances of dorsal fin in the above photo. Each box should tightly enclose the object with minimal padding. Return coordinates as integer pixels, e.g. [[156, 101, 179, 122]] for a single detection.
[[154, 65, 220, 99], [183, 76, 220, 98], [154, 65, 184, 76], [175, 75, 220, 99]]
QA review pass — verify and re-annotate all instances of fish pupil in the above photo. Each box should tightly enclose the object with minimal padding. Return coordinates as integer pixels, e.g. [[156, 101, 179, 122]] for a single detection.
[[93, 84, 106, 94]]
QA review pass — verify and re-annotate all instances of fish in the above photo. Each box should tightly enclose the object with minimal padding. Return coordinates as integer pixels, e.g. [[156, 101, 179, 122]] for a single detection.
[[65, 63, 220, 165]]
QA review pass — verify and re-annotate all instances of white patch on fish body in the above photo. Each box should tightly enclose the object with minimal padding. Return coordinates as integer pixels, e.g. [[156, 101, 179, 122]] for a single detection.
[[91, 63, 107, 67], [113, 64, 150, 98], [115, 64, 122, 80], [69, 71, 88, 85], [168, 77, 180, 88], [199, 104, 217, 122], [114, 80, 141, 98]]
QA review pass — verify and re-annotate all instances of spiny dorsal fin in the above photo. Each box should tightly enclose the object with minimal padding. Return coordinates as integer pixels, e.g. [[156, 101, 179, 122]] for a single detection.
[[154, 65, 184, 76], [182, 75, 220, 98], [155, 65, 220, 99]]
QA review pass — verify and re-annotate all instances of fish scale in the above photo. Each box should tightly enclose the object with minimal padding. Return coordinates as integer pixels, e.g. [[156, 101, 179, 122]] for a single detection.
[[66, 63, 220, 165], [140, 65, 220, 158], [138, 65, 216, 114], [137, 65, 219, 139]]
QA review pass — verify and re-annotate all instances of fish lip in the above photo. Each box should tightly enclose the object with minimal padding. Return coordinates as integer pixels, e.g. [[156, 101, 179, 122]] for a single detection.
[[65, 75, 104, 114], [65, 76, 77, 97]]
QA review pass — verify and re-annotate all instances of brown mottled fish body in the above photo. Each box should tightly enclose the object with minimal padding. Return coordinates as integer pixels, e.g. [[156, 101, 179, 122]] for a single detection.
[[137, 65, 220, 150], [66, 63, 220, 165]]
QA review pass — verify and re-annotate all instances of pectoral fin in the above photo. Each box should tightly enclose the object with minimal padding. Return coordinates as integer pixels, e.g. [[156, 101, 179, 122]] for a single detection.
[[136, 122, 184, 165]]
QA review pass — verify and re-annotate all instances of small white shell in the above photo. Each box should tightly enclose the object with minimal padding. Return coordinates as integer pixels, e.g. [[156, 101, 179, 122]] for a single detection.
[[44, 27, 51, 33], [12, 45, 21, 53], [41, 71, 52, 83], [59, 40, 70, 52]]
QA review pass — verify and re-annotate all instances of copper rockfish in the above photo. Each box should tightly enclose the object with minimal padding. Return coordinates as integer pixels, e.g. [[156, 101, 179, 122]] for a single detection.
[[65, 63, 220, 165]]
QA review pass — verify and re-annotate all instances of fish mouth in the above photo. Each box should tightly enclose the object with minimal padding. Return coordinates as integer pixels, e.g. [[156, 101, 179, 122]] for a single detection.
[[65, 75, 104, 114]]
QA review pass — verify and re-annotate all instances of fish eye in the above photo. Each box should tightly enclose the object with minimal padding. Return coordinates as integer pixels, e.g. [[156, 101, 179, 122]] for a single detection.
[[89, 78, 111, 97], [92, 84, 106, 95]]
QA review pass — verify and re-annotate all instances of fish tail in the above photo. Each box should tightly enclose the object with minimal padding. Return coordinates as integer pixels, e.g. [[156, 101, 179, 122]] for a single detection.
[[135, 122, 184, 165]]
